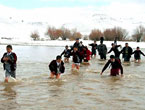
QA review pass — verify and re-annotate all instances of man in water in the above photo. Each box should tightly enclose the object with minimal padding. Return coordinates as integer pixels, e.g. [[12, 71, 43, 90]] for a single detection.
[[49, 56, 65, 79], [72, 38, 81, 50], [108, 43, 121, 59], [120, 43, 133, 62], [89, 41, 98, 57], [100, 55, 123, 77], [1, 45, 17, 82], [132, 47, 145, 63], [97, 41, 107, 60], [61, 45, 71, 63]]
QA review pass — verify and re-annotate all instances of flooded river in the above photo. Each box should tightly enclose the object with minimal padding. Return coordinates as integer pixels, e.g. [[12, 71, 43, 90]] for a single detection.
[[0, 45, 145, 110]]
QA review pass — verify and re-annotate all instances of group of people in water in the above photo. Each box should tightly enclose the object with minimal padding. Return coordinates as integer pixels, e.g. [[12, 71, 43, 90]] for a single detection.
[[49, 37, 145, 79], [1, 37, 145, 82]]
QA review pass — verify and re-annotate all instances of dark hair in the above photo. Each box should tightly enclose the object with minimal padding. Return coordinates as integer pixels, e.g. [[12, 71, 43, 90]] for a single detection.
[[56, 55, 61, 60], [137, 47, 140, 49], [65, 45, 68, 47], [76, 38, 79, 40], [110, 55, 115, 59], [125, 43, 128, 45], [111, 43, 114, 46], [7, 45, 13, 50]]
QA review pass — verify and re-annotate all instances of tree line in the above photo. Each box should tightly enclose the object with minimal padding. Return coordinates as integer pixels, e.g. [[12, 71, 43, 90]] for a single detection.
[[31, 25, 145, 42]]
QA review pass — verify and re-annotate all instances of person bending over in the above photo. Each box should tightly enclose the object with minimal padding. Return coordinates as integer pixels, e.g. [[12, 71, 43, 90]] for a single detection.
[[100, 55, 123, 77], [49, 56, 65, 79]]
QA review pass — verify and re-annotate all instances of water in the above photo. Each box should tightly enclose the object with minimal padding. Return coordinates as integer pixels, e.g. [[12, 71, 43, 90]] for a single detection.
[[0, 45, 145, 110]]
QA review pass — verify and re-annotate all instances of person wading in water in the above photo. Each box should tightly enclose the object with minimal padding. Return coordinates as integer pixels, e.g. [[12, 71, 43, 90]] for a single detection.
[[100, 55, 123, 77]]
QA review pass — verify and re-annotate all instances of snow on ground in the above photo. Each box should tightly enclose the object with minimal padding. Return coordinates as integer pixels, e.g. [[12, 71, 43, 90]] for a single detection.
[[0, 39, 145, 49]]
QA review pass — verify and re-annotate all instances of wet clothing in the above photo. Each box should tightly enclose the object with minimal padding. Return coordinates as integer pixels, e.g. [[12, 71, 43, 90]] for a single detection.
[[108, 45, 121, 59], [98, 44, 107, 60], [1, 52, 17, 78], [110, 68, 120, 76], [132, 50, 145, 60], [70, 51, 80, 63], [102, 59, 123, 76], [61, 49, 71, 58], [121, 46, 133, 61], [89, 43, 98, 55], [82, 49, 92, 62], [49, 60, 65, 75]]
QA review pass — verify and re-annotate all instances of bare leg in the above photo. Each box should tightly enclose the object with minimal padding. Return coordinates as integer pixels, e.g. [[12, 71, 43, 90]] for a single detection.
[[50, 72, 55, 79], [5, 77, 8, 83], [94, 55, 96, 58], [76, 65, 80, 70], [134, 59, 137, 63], [72, 64, 75, 69], [56, 74, 61, 79], [138, 59, 141, 63]]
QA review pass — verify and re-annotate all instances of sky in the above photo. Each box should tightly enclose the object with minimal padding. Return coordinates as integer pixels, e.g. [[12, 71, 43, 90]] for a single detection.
[[0, 0, 145, 9]]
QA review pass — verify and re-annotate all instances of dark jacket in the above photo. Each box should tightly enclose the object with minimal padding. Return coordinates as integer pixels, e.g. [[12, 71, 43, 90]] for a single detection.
[[98, 44, 107, 55], [49, 60, 65, 74], [61, 49, 71, 58], [108, 45, 121, 58], [89, 43, 98, 51], [1, 52, 17, 71], [132, 50, 145, 58], [121, 46, 133, 58], [102, 59, 123, 74], [73, 42, 81, 49], [70, 51, 80, 63]]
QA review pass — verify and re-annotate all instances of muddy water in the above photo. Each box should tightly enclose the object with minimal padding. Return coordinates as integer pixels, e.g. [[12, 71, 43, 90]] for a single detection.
[[0, 45, 145, 110]]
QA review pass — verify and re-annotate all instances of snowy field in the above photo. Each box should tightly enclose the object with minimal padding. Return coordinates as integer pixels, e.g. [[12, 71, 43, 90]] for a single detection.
[[0, 39, 145, 49]]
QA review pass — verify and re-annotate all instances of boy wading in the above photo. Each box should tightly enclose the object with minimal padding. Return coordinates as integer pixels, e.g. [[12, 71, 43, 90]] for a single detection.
[[101, 55, 123, 77], [1, 45, 17, 82]]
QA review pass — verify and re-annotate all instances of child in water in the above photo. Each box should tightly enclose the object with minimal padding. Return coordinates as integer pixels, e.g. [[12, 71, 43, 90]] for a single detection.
[[89, 41, 98, 58], [132, 47, 145, 63], [70, 47, 80, 70], [1, 45, 17, 82], [100, 55, 123, 77], [82, 46, 92, 63], [61, 45, 71, 63], [49, 56, 65, 79]]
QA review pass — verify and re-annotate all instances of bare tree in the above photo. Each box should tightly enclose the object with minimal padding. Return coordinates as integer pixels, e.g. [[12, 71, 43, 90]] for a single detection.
[[70, 29, 82, 40], [31, 31, 40, 41], [132, 25, 145, 42], [89, 29, 103, 41], [46, 27, 59, 40], [60, 27, 72, 40], [103, 29, 114, 41], [104, 27, 128, 41]]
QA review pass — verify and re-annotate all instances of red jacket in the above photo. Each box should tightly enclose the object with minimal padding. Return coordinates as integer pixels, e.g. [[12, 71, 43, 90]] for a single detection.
[[83, 49, 92, 61]]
